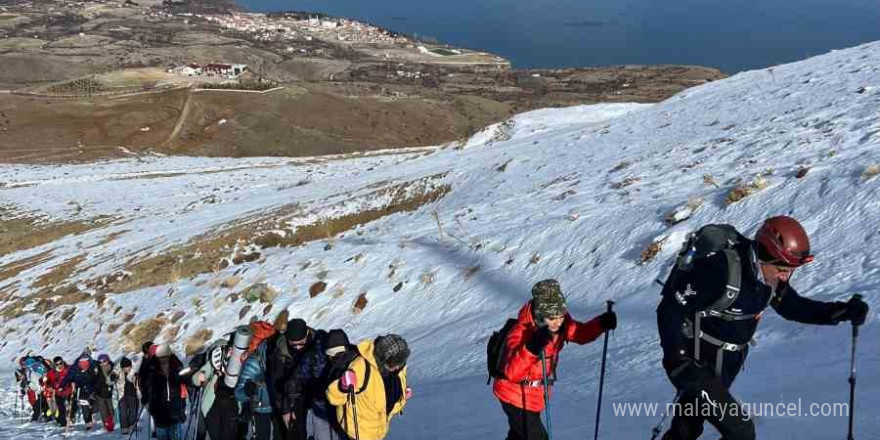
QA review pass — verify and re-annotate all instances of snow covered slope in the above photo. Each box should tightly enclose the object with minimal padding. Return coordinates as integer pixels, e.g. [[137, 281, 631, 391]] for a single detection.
[[2, 41, 880, 439]]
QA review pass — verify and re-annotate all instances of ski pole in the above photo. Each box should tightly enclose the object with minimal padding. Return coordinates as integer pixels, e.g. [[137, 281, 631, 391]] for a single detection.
[[540, 350, 552, 440], [594, 300, 614, 440], [348, 388, 361, 440], [649, 391, 682, 440], [847, 294, 862, 440]]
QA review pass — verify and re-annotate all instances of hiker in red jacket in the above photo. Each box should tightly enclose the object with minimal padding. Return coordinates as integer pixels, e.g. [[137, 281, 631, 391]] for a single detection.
[[494, 279, 617, 440], [46, 357, 73, 427]]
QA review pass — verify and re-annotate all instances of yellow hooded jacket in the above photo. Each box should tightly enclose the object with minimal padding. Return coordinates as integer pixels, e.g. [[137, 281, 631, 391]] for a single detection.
[[326, 339, 408, 440]]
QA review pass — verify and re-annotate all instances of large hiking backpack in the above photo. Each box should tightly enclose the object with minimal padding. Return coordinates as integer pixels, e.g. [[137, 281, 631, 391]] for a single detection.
[[658, 224, 747, 315], [658, 224, 767, 376], [243, 321, 276, 361], [485, 318, 519, 385], [327, 348, 370, 395]]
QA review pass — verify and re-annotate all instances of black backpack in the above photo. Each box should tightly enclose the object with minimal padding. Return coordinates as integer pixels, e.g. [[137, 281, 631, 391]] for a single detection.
[[327, 348, 370, 395], [658, 223, 747, 317], [486, 318, 519, 385]]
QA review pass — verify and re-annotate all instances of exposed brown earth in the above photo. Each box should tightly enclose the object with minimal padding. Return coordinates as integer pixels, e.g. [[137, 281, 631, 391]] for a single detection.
[[0, 0, 726, 164], [0, 174, 450, 319]]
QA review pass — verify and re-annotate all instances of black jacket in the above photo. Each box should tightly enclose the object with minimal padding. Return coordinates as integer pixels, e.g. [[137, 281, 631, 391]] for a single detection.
[[265, 330, 316, 413], [95, 363, 117, 399], [657, 240, 845, 387], [141, 356, 187, 426]]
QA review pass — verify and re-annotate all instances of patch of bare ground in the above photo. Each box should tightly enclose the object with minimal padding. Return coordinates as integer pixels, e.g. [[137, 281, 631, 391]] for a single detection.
[[0, 249, 54, 282], [32, 254, 87, 290], [123, 317, 168, 353], [0, 211, 114, 257], [185, 329, 214, 355], [86, 174, 451, 296]]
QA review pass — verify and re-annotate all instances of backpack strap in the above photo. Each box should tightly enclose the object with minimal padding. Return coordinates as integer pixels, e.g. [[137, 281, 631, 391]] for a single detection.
[[704, 248, 742, 315], [355, 361, 370, 395]]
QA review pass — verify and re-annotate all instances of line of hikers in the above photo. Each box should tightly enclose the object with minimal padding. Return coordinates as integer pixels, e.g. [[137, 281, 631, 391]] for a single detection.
[[11, 216, 873, 440], [14, 315, 411, 440]]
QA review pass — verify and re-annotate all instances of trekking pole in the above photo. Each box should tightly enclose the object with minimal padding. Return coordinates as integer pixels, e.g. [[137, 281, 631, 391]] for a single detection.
[[594, 300, 614, 440], [348, 388, 361, 440], [183, 388, 200, 440], [128, 406, 146, 440], [649, 391, 682, 440], [847, 294, 862, 440], [540, 350, 553, 440]]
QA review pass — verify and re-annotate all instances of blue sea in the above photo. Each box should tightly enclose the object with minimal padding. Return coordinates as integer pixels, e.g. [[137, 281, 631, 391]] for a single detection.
[[239, 0, 880, 73]]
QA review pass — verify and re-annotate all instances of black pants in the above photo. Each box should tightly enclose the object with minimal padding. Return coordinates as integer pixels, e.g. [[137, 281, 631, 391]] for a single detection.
[[501, 402, 547, 440], [31, 394, 46, 421], [273, 402, 308, 440], [206, 395, 241, 440], [55, 397, 69, 427], [252, 413, 273, 440], [197, 411, 207, 440], [662, 377, 755, 440], [120, 395, 139, 430]]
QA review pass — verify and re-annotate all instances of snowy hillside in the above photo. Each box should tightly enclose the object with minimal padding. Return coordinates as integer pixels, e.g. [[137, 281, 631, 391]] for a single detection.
[[2, 41, 880, 439]]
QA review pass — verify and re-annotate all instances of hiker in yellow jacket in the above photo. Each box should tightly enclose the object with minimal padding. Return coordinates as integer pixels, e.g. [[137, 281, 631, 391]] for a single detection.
[[326, 335, 411, 440]]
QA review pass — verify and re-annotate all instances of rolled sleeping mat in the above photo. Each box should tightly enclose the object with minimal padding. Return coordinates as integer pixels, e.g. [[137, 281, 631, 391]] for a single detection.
[[224, 325, 252, 388]]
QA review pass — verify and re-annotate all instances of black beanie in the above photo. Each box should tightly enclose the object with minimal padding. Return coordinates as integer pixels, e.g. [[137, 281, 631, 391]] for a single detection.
[[142, 341, 153, 354], [120, 357, 132, 368], [326, 329, 350, 350], [53, 356, 64, 365], [285, 319, 308, 341]]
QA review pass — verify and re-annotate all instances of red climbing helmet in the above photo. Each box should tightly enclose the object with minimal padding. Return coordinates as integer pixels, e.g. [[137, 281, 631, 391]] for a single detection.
[[755, 216, 815, 267]]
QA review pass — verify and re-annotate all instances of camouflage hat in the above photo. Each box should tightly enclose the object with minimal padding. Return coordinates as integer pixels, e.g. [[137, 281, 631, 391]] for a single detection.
[[532, 279, 567, 318]]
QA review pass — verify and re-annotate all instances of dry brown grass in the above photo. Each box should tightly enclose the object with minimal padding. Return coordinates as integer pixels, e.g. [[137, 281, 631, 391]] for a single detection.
[[353, 292, 368, 314], [309, 281, 328, 298], [640, 237, 667, 264], [0, 249, 53, 282], [0, 213, 113, 257], [123, 317, 168, 353], [703, 174, 720, 188], [162, 325, 180, 344], [3, 175, 450, 320], [220, 276, 241, 289], [185, 329, 214, 356], [32, 254, 87, 289], [725, 175, 768, 205], [241, 283, 279, 303], [274, 310, 289, 333], [88, 229, 131, 249], [862, 164, 880, 181], [610, 177, 641, 190], [86, 175, 449, 297]]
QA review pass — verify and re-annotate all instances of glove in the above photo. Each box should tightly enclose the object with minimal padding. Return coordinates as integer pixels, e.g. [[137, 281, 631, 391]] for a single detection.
[[244, 381, 257, 398], [405, 387, 413, 400], [525, 326, 553, 356], [839, 296, 869, 326], [664, 358, 713, 393], [599, 311, 617, 331], [339, 370, 357, 392]]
